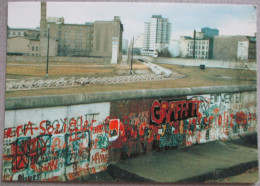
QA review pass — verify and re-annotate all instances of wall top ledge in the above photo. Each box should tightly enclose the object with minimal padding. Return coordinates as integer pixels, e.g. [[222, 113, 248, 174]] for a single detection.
[[5, 85, 257, 110]]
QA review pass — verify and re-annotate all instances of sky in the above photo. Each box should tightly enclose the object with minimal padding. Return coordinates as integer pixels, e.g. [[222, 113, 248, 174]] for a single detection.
[[8, 2, 257, 41]]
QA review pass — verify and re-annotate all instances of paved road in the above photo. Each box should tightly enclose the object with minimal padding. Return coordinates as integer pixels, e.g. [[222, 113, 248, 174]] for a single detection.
[[106, 137, 258, 183]]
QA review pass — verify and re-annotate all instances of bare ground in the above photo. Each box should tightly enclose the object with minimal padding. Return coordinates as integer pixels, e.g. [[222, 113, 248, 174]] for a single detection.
[[5, 60, 256, 98]]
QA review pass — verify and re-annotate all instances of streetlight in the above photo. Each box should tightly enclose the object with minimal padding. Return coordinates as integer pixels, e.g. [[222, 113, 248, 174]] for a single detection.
[[193, 30, 196, 59], [46, 24, 50, 78], [130, 36, 134, 74]]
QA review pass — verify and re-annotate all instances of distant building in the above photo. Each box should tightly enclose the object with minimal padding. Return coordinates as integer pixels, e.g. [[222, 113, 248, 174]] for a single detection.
[[213, 36, 256, 61], [247, 36, 256, 60], [201, 27, 219, 38], [122, 39, 128, 54], [142, 15, 171, 57], [92, 16, 123, 62], [134, 34, 144, 48], [7, 28, 41, 56], [132, 33, 144, 55], [7, 2, 124, 63], [8, 28, 40, 40], [201, 27, 219, 59], [179, 32, 210, 59]]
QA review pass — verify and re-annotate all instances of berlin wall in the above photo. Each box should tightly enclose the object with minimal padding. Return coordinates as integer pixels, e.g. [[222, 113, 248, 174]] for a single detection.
[[2, 85, 257, 181], [133, 55, 257, 70]]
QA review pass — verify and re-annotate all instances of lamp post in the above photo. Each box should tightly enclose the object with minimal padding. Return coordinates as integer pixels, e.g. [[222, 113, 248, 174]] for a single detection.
[[130, 36, 134, 74], [46, 24, 50, 78], [193, 30, 196, 59]]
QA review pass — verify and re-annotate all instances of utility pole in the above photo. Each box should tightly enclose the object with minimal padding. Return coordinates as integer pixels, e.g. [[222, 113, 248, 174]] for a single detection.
[[46, 24, 50, 78], [130, 36, 134, 74], [193, 30, 196, 59]]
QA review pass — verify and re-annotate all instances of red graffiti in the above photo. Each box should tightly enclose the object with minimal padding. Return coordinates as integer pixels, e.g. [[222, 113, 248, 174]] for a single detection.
[[151, 100, 202, 124]]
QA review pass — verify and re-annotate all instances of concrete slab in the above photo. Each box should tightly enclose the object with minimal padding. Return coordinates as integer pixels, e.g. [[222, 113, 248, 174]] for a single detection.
[[107, 141, 258, 183]]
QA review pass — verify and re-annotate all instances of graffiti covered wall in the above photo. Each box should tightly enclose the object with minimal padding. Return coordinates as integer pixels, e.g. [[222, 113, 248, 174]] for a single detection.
[[3, 88, 257, 181], [109, 92, 257, 162], [3, 103, 110, 181]]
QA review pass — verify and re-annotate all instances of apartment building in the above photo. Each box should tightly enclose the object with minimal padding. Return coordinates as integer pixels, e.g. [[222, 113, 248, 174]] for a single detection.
[[142, 15, 171, 56], [179, 32, 210, 59]]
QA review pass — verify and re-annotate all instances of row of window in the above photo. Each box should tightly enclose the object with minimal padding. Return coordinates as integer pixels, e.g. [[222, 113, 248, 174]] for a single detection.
[[61, 25, 93, 31], [58, 45, 93, 51], [31, 46, 38, 51], [62, 31, 93, 37], [189, 46, 209, 50], [62, 38, 93, 44], [9, 31, 24, 36], [189, 40, 209, 45], [189, 51, 208, 56]]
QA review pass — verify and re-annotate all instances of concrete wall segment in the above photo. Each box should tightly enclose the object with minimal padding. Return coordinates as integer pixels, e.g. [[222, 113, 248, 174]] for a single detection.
[[5, 85, 257, 110]]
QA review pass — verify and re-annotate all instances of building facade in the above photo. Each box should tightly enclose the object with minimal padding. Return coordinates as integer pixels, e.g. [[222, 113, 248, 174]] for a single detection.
[[7, 28, 42, 56], [7, 2, 123, 63], [179, 32, 210, 59], [142, 15, 171, 56], [39, 2, 123, 60], [213, 36, 256, 61], [201, 27, 219, 59], [92, 16, 123, 61]]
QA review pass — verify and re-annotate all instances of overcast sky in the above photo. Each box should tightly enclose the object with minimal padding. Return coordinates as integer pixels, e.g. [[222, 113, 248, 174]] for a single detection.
[[8, 2, 257, 41]]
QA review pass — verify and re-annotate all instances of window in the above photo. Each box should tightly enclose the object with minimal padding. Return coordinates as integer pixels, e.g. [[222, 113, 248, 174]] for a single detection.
[[202, 51, 204, 55], [64, 32, 67, 36], [36, 47, 38, 51], [32, 46, 34, 51], [202, 46, 204, 50], [18, 32, 21, 35]]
